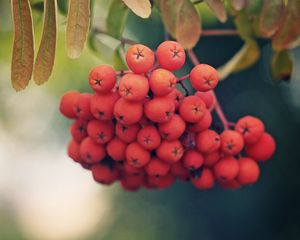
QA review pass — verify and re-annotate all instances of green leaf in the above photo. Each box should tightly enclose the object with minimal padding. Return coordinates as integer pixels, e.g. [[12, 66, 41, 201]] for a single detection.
[[33, 0, 57, 85], [11, 0, 34, 91], [113, 46, 128, 71], [204, 0, 227, 23], [217, 41, 260, 79], [66, 0, 90, 59], [122, 0, 151, 18], [232, 10, 254, 41], [258, 0, 285, 38], [106, 0, 129, 39], [57, 0, 68, 15], [272, 0, 300, 50], [159, 0, 201, 49], [271, 50, 293, 81]]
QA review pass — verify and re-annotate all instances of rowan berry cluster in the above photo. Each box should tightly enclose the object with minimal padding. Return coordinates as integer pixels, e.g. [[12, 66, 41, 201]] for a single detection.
[[60, 41, 276, 191]]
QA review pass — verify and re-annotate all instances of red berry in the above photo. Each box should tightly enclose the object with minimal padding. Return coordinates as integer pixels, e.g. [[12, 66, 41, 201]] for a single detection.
[[137, 125, 161, 150], [167, 88, 184, 110], [156, 140, 184, 163], [125, 44, 154, 74], [87, 120, 114, 144], [235, 116, 265, 145], [170, 162, 190, 181], [145, 157, 170, 177], [118, 73, 149, 101], [106, 137, 127, 162], [144, 96, 175, 123], [189, 110, 212, 133], [182, 150, 204, 170], [191, 168, 215, 190], [70, 119, 88, 143], [194, 90, 215, 109], [59, 91, 80, 119], [156, 41, 186, 71], [196, 129, 221, 153], [220, 130, 244, 155], [126, 142, 151, 168], [179, 96, 207, 123], [121, 174, 145, 191], [149, 68, 176, 96], [203, 151, 220, 167], [73, 93, 93, 120], [79, 137, 106, 164], [158, 114, 186, 141], [91, 164, 119, 185], [237, 157, 260, 185], [67, 139, 82, 163], [123, 161, 145, 176], [88, 65, 116, 93], [115, 122, 140, 143], [190, 64, 219, 91], [214, 156, 239, 182], [245, 133, 276, 161], [114, 98, 143, 124], [148, 174, 175, 189], [220, 179, 241, 189], [90, 92, 119, 120]]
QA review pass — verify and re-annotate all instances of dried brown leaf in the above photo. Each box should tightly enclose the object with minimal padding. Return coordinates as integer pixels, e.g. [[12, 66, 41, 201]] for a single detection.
[[122, 0, 151, 18]]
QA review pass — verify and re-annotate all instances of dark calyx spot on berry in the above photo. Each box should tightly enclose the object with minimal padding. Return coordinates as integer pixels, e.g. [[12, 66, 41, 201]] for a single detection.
[[215, 137, 220, 142], [220, 176, 227, 182], [205, 78, 212, 86], [169, 80, 175, 88], [94, 73, 103, 86], [75, 106, 82, 114], [134, 47, 144, 60], [121, 124, 127, 133], [226, 143, 234, 150], [86, 154, 92, 161], [190, 166, 203, 179], [161, 133, 168, 139], [172, 147, 180, 156], [165, 111, 172, 117], [242, 126, 249, 135], [124, 86, 132, 96], [171, 47, 180, 58], [118, 115, 124, 121], [98, 132, 106, 140], [131, 158, 138, 166], [78, 125, 86, 133], [192, 105, 201, 113], [144, 136, 151, 144], [155, 174, 160, 178], [98, 111, 104, 118]]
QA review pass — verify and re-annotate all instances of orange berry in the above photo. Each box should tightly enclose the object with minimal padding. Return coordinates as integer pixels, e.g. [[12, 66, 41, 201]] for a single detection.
[[179, 96, 207, 123], [59, 91, 80, 119], [118, 73, 149, 101], [194, 90, 215, 109], [91, 164, 119, 185], [214, 156, 239, 182], [87, 120, 114, 144], [88, 65, 116, 93], [67, 139, 82, 163], [190, 64, 219, 91], [182, 150, 204, 170], [149, 68, 176, 96], [189, 110, 212, 133], [126, 142, 151, 168], [191, 168, 215, 190], [145, 157, 170, 177], [220, 130, 244, 155], [106, 137, 127, 162], [156, 140, 184, 163], [79, 137, 106, 164], [203, 151, 220, 167], [90, 92, 119, 120], [115, 122, 140, 143], [158, 114, 186, 141], [237, 157, 260, 185], [196, 129, 221, 153], [167, 88, 184, 110], [114, 98, 143, 124], [70, 119, 88, 143], [73, 93, 93, 120], [137, 125, 161, 150]]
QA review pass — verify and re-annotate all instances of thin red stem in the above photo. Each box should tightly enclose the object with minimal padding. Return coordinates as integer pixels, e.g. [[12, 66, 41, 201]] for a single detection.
[[202, 29, 238, 36], [177, 74, 190, 82], [187, 49, 232, 130]]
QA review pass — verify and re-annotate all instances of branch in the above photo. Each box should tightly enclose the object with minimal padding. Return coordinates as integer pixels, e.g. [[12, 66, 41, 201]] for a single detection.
[[202, 29, 238, 36]]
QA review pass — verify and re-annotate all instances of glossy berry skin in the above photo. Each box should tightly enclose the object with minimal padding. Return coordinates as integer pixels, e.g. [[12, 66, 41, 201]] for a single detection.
[[237, 157, 260, 185], [170, 162, 190, 181], [179, 96, 207, 123], [125, 44, 155, 74], [149, 68, 176, 96], [115, 122, 140, 143], [137, 125, 161, 150], [203, 151, 220, 167], [190, 64, 219, 92], [118, 74, 149, 102], [106, 137, 127, 162], [59, 91, 80, 119], [70, 119, 88, 143], [194, 90, 215, 109], [158, 114, 186, 141], [114, 98, 143, 124], [245, 133, 276, 161], [220, 130, 244, 155], [214, 157, 239, 182], [167, 88, 184, 110], [87, 120, 114, 144], [67, 139, 82, 163], [148, 174, 175, 189], [235, 116, 265, 145], [91, 164, 119, 185], [182, 150, 204, 170], [156, 140, 184, 163], [144, 96, 175, 123], [90, 92, 119, 120], [156, 41, 186, 71], [189, 110, 212, 133], [191, 168, 215, 190], [145, 157, 170, 177], [88, 65, 116, 93], [79, 137, 106, 164], [126, 142, 151, 168], [196, 129, 221, 153], [74, 93, 93, 120], [121, 174, 145, 191], [123, 161, 145, 176]]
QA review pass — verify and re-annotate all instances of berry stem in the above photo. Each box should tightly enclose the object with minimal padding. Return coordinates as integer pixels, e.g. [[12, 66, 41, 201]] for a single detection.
[[116, 70, 132, 76], [177, 74, 190, 82], [178, 81, 190, 97], [187, 49, 231, 130], [202, 29, 238, 36]]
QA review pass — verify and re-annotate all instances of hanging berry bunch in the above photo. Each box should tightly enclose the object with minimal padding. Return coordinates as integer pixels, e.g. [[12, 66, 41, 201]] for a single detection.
[[60, 41, 276, 191]]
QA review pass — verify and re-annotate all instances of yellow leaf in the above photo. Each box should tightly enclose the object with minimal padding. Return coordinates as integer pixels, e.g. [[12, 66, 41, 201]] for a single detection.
[[66, 0, 90, 59], [122, 0, 151, 18], [11, 0, 34, 91], [204, 0, 227, 23], [33, 0, 57, 85]]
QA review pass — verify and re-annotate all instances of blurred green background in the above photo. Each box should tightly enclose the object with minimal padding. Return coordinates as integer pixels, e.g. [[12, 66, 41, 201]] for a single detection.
[[1, 1, 300, 240]]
